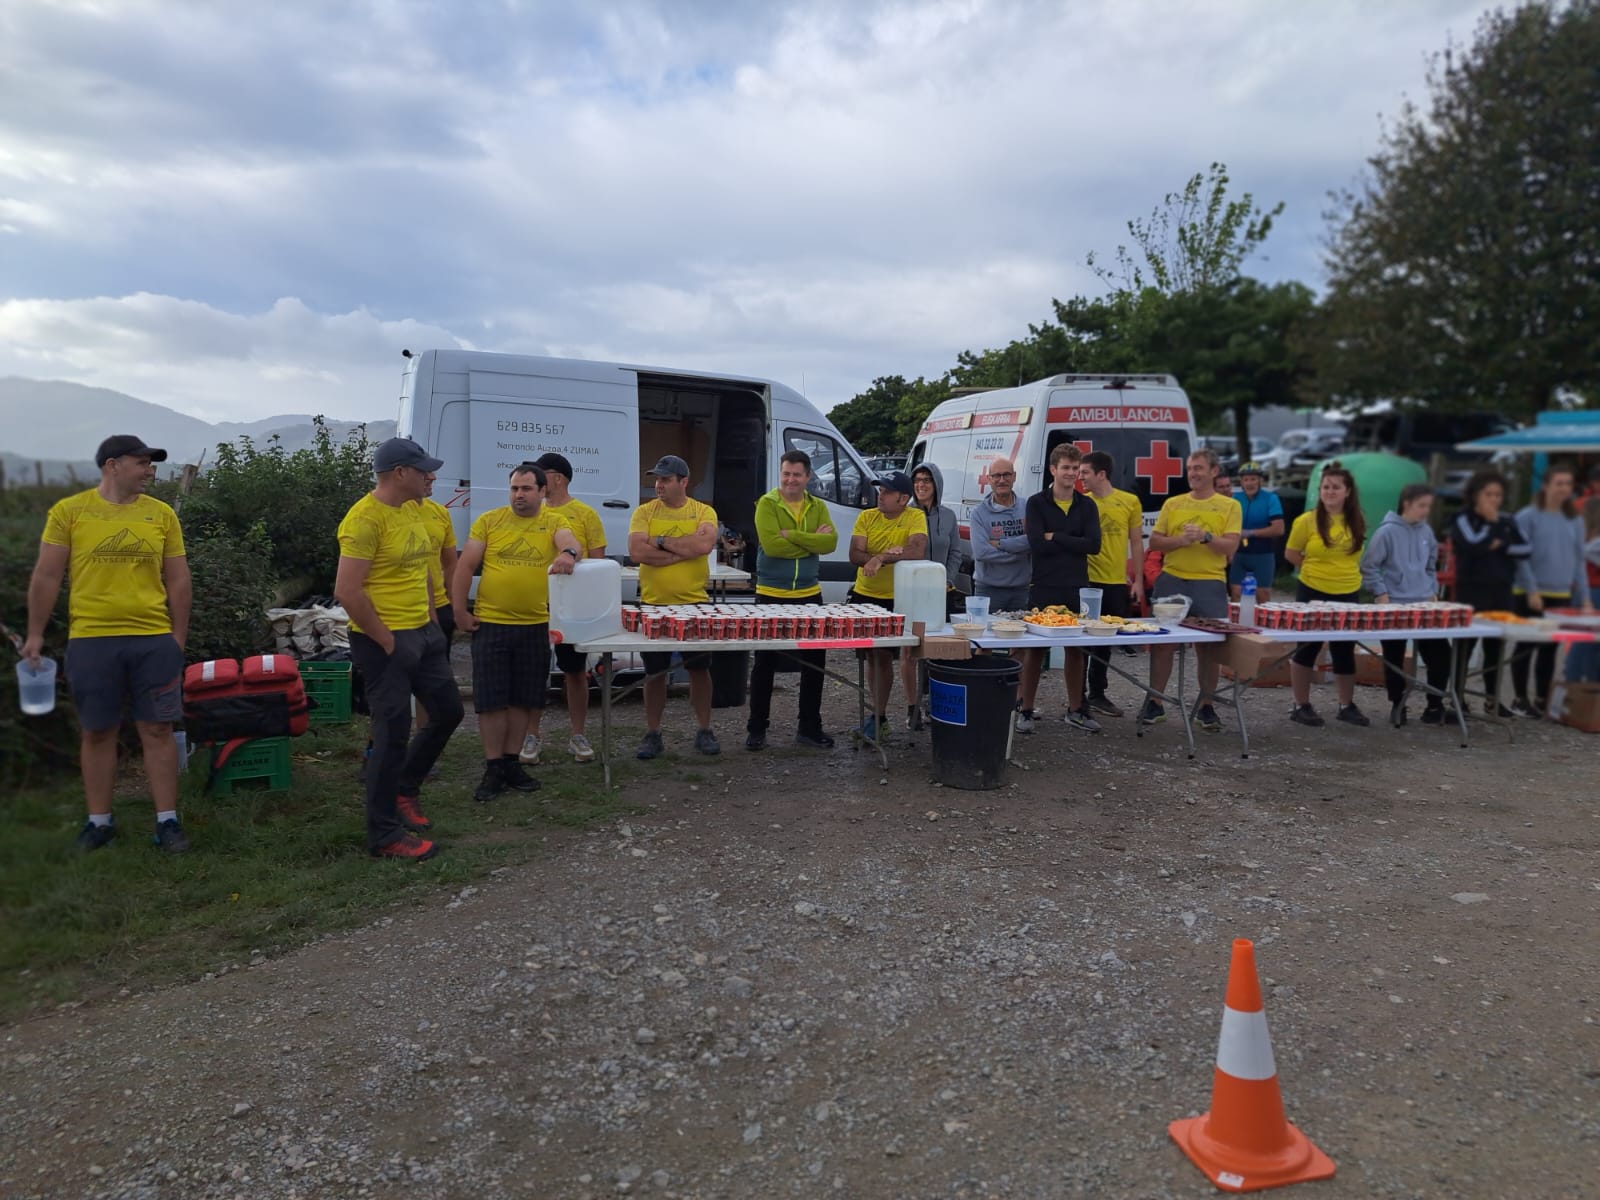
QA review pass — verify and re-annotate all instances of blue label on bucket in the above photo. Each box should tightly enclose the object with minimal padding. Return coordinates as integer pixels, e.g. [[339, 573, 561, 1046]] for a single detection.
[[928, 677, 967, 726]]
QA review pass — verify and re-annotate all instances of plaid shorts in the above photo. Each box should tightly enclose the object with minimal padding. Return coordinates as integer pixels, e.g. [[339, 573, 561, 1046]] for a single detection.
[[471, 621, 551, 711]]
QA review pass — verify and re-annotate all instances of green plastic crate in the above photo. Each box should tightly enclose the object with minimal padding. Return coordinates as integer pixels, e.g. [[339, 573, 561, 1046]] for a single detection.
[[212, 736, 292, 795], [298, 660, 352, 724]]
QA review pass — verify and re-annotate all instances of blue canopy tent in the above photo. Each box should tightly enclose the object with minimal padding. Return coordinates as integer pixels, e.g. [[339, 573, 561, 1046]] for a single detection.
[[1458, 412, 1600, 487]]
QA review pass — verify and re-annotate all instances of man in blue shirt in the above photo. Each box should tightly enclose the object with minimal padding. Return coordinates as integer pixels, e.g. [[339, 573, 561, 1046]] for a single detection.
[[1229, 462, 1285, 602]]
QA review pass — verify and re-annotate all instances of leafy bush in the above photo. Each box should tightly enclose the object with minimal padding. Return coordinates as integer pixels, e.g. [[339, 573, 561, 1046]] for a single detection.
[[0, 516, 77, 788], [181, 521, 275, 665], [177, 417, 376, 592]]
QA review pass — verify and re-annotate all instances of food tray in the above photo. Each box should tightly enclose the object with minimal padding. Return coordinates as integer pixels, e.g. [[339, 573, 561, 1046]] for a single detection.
[[1025, 620, 1083, 637]]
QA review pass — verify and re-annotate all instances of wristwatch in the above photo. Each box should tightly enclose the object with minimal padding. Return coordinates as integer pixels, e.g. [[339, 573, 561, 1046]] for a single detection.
[[655, 535, 666, 550], [1202, 531, 1213, 544], [562, 547, 580, 560]]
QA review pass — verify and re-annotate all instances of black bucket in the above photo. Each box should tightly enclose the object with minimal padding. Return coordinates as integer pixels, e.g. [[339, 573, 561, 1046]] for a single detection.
[[925, 656, 1020, 790], [710, 650, 750, 708]]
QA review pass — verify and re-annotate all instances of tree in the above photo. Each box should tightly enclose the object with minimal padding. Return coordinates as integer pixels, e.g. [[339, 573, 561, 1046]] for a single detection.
[[1315, 1, 1600, 417], [828, 375, 952, 455], [1089, 162, 1283, 298]]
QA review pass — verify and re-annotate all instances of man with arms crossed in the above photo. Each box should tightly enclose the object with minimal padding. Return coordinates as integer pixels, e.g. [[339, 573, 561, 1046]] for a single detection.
[[334, 437, 465, 862], [847, 471, 928, 742], [1079, 450, 1145, 718], [1142, 447, 1241, 731], [452, 463, 580, 801], [629, 455, 722, 759], [746, 449, 838, 750], [521, 451, 607, 765], [1017, 444, 1102, 732], [25, 435, 192, 852], [969, 457, 1031, 613]]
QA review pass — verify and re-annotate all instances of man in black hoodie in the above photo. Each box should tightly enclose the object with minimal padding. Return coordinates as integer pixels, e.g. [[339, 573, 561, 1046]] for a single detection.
[[1016, 444, 1103, 732]]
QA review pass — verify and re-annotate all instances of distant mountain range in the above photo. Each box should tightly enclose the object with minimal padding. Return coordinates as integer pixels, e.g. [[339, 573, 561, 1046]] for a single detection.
[[0, 378, 395, 484]]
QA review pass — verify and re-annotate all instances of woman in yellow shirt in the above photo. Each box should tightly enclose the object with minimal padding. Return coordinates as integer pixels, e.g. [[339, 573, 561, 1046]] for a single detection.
[[1285, 464, 1369, 727]]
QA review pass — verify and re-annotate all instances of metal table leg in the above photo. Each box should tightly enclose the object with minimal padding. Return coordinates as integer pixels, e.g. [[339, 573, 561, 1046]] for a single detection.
[[599, 652, 614, 788]]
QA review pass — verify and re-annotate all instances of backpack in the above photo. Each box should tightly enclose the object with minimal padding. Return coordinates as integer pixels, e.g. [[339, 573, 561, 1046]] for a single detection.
[[183, 655, 313, 771]]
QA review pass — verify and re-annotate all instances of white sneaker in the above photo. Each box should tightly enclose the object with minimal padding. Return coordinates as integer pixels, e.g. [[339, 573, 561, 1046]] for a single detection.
[[568, 733, 595, 763], [1014, 710, 1036, 734], [519, 733, 542, 765]]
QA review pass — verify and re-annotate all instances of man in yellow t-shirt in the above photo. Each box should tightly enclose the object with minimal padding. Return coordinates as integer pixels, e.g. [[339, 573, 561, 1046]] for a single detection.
[[1143, 447, 1242, 731], [1079, 450, 1146, 718], [528, 451, 608, 765], [334, 437, 464, 863], [24, 435, 192, 853], [452, 463, 580, 802], [847, 471, 928, 740], [627, 455, 721, 759]]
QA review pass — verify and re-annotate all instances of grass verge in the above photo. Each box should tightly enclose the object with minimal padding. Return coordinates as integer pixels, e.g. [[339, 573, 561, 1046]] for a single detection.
[[0, 718, 644, 1022]]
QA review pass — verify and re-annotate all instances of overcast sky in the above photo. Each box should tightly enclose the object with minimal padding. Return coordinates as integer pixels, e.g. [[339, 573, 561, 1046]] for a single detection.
[[0, 0, 1502, 425]]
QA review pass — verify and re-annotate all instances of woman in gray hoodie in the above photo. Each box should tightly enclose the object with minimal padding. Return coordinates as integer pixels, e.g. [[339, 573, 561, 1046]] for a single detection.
[[1510, 464, 1592, 716], [1361, 483, 1455, 728], [906, 462, 964, 731]]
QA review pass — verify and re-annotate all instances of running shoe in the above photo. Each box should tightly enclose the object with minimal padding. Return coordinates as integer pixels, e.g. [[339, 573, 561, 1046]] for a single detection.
[[1137, 700, 1166, 726], [1065, 708, 1102, 734], [636, 730, 665, 760], [694, 728, 721, 756], [371, 833, 439, 862], [794, 729, 835, 749], [568, 734, 596, 763], [1337, 704, 1371, 727], [1289, 704, 1325, 728], [1086, 693, 1123, 718], [1192, 704, 1223, 732], [1014, 709, 1036, 734], [397, 793, 433, 829], [76, 820, 115, 852], [745, 730, 767, 751], [153, 818, 190, 854], [500, 759, 542, 792], [472, 761, 506, 803], [518, 733, 542, 765]]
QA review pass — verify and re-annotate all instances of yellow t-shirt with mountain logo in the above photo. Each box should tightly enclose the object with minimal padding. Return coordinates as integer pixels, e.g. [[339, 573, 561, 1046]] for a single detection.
[[468, 506, 574, 624], [415, 498, 457, 609], [630, 498, 718, 605], [337, 492, 436, 634], [1088, 488, 1142, 586], [1287, 511, 1363, 594], [850, 505, 929, 600], [548, 497, 606, 556], [1153, 492, 1242, 582], [41, 489, 186, 638]]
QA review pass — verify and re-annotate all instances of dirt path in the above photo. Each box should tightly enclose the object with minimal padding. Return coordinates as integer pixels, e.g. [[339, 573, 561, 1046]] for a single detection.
[[3, 672, 1597, 1199]]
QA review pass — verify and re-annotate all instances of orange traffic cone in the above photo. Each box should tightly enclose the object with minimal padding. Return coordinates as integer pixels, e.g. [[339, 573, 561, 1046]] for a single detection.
[[1169, 939, 1336, 1193]]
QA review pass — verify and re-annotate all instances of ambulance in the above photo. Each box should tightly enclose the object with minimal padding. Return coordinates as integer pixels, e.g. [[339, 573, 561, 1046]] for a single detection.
[[907, 373, 1200, 557]]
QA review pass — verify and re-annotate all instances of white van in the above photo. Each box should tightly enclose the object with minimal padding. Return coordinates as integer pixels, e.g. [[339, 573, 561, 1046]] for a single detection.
[[395, 349, 878, 599], [908, 373, 1200, 554]]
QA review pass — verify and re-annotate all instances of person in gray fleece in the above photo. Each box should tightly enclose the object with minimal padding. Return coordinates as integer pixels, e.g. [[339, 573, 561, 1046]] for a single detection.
[[911, 463, 965, 614], [1360, 483, 1455, 728], [968, 456, 1031, 611], [1510, 464, 1593, 716]]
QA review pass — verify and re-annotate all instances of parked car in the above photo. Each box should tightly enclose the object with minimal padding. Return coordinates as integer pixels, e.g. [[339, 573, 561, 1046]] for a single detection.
[[1261, 426, 1346, 471], [863, 454, 907, 476]]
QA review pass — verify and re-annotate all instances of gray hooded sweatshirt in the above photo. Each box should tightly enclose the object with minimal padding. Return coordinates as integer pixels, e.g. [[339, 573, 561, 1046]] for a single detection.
[[1359, 511, 1438, 602], [1514, 505, 1587, 597], [912, 463, 964, 590], [969, 489, 1032, 591]]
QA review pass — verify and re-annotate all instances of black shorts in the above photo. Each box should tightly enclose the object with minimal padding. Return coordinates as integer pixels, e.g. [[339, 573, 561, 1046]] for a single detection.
[[641, 649, 712, 676], [471, 621, 551, 711], [554, 640, 589, 675], [66, 633, 184, 731], [435, 604, 456, 641], [1088, 582, 1131, 618], [846, 590, 900, 659]]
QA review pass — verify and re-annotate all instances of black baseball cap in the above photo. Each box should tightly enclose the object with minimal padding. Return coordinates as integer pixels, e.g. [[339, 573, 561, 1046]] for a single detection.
[[95, 435, 168, 468], [646, 454, 690, 478], [873, 471, 914, 495], [536, 452, 575, 479], [373, 437, 444, 473]]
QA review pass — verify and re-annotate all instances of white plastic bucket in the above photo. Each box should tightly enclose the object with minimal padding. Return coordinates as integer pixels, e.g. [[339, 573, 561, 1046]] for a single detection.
[[16, 657, 57, 716], [548, 558, 623, 645], [893, 560, 948, 632]]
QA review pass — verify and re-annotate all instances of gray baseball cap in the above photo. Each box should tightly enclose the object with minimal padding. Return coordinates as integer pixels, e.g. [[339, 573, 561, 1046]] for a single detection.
[[646, 454, 690, 478], [373, 437, 443, 473]]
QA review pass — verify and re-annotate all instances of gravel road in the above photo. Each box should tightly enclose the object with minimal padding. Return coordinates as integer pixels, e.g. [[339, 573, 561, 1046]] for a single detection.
[[3, 668, 1597, 1199]]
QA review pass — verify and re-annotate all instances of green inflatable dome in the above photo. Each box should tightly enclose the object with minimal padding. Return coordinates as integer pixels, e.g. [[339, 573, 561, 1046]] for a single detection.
[[1307, 452, 1428, 537]]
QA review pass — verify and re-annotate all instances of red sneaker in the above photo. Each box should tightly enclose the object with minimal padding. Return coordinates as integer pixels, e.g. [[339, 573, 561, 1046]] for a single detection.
[[371, 832, 438, 862], [396, 794, 432, 832]]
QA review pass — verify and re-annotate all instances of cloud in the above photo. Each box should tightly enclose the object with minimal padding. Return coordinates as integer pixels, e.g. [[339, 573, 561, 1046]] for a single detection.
[[0, 0, 1504, 426]]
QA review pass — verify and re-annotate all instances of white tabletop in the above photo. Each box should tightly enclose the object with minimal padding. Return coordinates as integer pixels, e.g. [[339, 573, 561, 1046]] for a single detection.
[[969, 623, 1225, 650], [1246, 621, 1509, 644], [569, 632, 919, 654]]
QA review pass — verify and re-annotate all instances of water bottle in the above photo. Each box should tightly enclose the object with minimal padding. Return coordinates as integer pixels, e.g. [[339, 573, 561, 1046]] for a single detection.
[[1239, 573, 1258, 627]]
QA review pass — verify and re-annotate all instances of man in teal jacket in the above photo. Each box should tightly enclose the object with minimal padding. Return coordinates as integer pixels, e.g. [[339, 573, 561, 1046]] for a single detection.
[[746, 449, 839, 749]]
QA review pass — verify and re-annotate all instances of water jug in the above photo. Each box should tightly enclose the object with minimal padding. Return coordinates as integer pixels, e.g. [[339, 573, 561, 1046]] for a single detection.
[[16, 657, 57, 716], [963, 594, 991, 622], [1239, 573, 1257, 627], [548, 558, 623, 646], [892, 560, 948, 633], [1080, 587, 1104, 621]]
